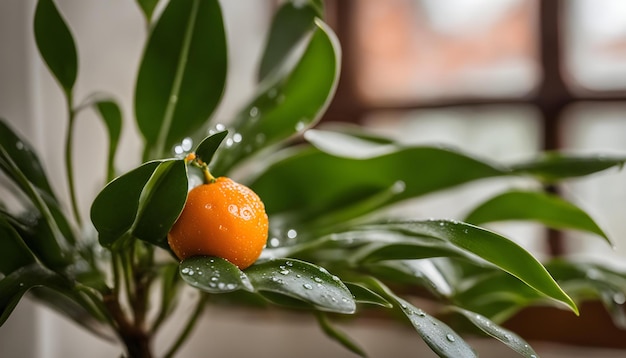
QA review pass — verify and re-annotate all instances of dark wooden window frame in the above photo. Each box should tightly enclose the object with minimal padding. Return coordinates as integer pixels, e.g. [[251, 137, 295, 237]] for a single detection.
[[323, 0, 626, 348]]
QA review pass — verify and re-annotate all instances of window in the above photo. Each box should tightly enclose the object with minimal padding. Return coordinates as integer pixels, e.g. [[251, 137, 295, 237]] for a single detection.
[[324, 0, 626, 264]]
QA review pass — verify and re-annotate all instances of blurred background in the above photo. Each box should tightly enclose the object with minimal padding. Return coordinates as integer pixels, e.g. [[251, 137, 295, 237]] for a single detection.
[[1, 0, 626, 356]]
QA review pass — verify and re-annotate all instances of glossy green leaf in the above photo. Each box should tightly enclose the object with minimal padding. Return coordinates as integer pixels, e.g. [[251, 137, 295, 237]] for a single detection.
[[250, 144, 506, 223], [34, 0, 77, 95], [179, 256, 253, 293], [93, 100, 122, 181], [364, 259, 454, 298], [211, 19, 340, 175], [246, 258, 355, 314], [344, 282, 392, 308], [465, 190, 611, 245], [136, 0, 160, 23], [453, 307, 538, 358], [511, 152, 625, 183], [546, 259, 626, 329], [452, 270, 542, 323], [358, 276, 476, 358], [135, 0, 227, 159], [90, 161, 160, 247], [257, 1, 318, 81], [8, 208, 72, 270], [361, 220, 578, 314], [0, 215, 36, 275], [315, 311, 367, 357], [0, 119, 56, 200], [0, 264, 73, 325], [132, 160, 188, 249], [194, 130, 227, 166], [0, 147, 73, 269]]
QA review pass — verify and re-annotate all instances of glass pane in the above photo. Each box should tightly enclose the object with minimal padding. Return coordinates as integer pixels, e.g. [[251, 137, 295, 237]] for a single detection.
[[353, 0, 539, 104], [363, 106, 547, 255], [565, 0, 626, 91], [562, 103, 626, 265]]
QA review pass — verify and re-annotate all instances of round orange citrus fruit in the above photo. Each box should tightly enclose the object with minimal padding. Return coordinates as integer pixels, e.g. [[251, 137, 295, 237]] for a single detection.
[[167, 177, 269, 269]]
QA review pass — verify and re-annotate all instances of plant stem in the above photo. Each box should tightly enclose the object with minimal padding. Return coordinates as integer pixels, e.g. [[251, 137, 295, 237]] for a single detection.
[[64, 91, 82, 225], [163, 294, 208, 358]]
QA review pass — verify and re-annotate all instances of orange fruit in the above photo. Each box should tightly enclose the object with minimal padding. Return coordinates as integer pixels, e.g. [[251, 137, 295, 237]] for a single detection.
[[167, 177, 269, 269]]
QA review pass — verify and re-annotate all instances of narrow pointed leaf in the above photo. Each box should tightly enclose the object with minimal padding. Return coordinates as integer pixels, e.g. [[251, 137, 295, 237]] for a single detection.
[[135, 0, 226, 158], [91, 161, 160, 247], [132, 160, 188, 248], [344, 282, 392, 308], [246, 258, 355, 314], [257, 1, 318, 81], [212, 19, 340, 175], [358, 276, 476, 358], [0, 119, 56, 199], [465, 190, 611, 245], [179, 256, 253, 293], [194, 130, 227, 166], [362, 220, 578, 314], [93, 100, 122, 181], [396, 297, 476, 358], [0, 215, 36, 275], [511, 152, 625, 183], [250, 145, 506, 221], [0, 264, 73, 326], [136, 0, 160, 23], [315, 311, 367, 357], [34, 0, 77, 94], [453, 307, 538, 358]]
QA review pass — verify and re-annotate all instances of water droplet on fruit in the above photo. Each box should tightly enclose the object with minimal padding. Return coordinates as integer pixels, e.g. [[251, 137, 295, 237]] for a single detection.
[[446, 334, 456, 342], [303, 283, 313, 290]]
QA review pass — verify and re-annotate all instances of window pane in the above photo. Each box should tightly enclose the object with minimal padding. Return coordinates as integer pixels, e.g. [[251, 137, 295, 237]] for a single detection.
[[363, 106, 547, 255], [565, 0, 626, 91], [562, 104, 626, 265], [353, 0, 539, 104]]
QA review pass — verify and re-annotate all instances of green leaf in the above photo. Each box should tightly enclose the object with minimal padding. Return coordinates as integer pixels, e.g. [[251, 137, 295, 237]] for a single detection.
[[93, 100, 122, 181], [344, 282, 392, 308], [0, 214, 36, 275], [511, 152, 625, 183], [179, 256, 253, 293], [34, 0, 78, 95], [136, 0, 160, 23], [211, 19, 341, 175], [452, 307, 538, 358], [91, 160, 189, 250], [132, 160, 188, 249], [315, 311, 367, 357], [364, 259, 454, 298], [465, 190, 611, 245], [91, 161, 159, 247], [135, 0, 227, 159], [358, 276, 476, 358], [0, 119, 56, 200], [250, 144, 506, 223], [0, 264, 73, 326], [0, 147, 74, 269], [194, 130, 227, 166], [361, 220, 578, 314], [246, 258, 355, 314], [257, 1, 318, 81], [452, 270, 542, 322]]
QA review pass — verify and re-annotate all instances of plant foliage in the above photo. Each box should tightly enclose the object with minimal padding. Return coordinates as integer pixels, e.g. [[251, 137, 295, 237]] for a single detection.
[[1, 0, 626, 357]]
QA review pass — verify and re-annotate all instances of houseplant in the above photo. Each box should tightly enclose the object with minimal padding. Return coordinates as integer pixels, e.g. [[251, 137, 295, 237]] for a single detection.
[[2, 0, 626, 356]]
